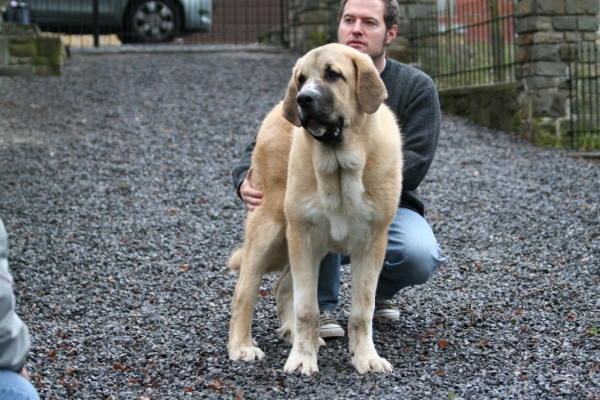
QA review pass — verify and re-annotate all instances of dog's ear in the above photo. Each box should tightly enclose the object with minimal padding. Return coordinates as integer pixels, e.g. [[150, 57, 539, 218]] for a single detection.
[[354, 53, 387, 114], [282, 63, 302, 127]]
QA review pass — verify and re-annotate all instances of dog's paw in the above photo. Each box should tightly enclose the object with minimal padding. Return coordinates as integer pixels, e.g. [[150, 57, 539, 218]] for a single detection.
[[228, 346, 265, 362], [283, 352, 319, 375], [352, 355, 393, 374], [275, 326, 293, 344]]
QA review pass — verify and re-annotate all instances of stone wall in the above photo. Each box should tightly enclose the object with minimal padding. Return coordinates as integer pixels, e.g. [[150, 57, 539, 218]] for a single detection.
[[439, 82, 521, 134], [0, 22, 67, 76], [515, 0, 599, 146]]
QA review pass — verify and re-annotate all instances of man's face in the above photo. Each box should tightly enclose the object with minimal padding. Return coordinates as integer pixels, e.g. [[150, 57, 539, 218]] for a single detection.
[[337, 0, 396, 63]]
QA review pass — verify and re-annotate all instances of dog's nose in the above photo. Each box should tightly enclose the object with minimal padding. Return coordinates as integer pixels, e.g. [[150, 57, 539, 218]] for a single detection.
[[297, 91, 315, 108]]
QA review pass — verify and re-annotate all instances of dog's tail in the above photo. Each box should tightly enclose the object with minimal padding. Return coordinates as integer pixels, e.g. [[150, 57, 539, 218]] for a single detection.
[[228, 248, 243, 274]]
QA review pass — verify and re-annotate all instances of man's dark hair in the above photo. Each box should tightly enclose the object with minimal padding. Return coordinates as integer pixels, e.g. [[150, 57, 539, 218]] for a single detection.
[[339, 0, 401, 30]]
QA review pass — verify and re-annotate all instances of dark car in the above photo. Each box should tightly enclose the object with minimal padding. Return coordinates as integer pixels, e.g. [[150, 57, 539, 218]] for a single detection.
[[24, 0, 213, 43]]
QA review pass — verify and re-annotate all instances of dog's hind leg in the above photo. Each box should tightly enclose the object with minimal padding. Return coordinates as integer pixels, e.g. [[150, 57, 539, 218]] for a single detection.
[[274, 264, 294, 343]]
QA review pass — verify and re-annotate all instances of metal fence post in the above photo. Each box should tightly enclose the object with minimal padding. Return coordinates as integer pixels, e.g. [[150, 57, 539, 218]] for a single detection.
[[93, 0, 99, 48]]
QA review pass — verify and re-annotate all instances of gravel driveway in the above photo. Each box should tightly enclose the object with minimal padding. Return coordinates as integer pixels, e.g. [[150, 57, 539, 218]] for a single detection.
[[0, 49, 598, 399]]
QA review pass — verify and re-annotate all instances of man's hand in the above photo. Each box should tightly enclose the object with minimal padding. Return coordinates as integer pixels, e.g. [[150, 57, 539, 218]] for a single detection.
[[20, 366, 30, 381], [240, 167, 263, 211]]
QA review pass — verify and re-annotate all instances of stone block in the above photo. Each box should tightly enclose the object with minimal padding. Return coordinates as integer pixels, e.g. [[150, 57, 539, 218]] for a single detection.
[[532, 88, 567, 117], [297, 10, 329, 24], [515, 16, 552, 34], [564, 32, 582, 42], [516, 0, 534, 17], [8, 38, 37, 57], [516, 33, 534, 45], [0, 37, 8, 66], [587, 0, 599, 14], [516, 46, 531, 63], [535, 0, 565, 15], [37, 37, 64, 57], [533, 32, 563, 43], [525, 76, 557, 89], [577, 16, 599, 31], [552, 16, 577, 31], [531, 44, 559, 61], [534, 61, 568, 76], [532, 118, 563, 147], [565, 0, 586, 14], [0, 65, 34, 76], [582, 32, 598, 41]]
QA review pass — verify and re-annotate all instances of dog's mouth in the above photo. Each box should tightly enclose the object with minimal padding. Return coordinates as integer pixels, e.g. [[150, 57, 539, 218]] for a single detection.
[[303, 118, 344, 145]]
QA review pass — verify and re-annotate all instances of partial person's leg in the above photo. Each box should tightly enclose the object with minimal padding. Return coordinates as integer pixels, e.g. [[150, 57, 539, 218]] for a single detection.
[[0, 370, 40, 400], [375, 207, 445, 300], [317, 252, 342, 311]]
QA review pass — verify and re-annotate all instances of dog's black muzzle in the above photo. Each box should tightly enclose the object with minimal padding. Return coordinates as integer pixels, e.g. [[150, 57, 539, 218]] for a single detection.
[[297, 87, 344, 146]]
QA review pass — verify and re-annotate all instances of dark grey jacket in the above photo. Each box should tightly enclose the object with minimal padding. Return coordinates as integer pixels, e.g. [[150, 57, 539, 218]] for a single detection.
[[232, 57, 441, 216], [0, 217, 30, 373]]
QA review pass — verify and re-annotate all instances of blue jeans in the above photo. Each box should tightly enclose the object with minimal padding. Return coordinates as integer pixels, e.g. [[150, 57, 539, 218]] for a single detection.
[[0, 370, 39, 400], [318, 207, 445, 310]]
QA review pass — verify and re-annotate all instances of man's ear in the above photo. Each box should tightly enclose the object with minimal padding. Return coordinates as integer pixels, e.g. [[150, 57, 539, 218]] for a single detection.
[[281, 63, 302, 127], [354, 52, 387, 114]]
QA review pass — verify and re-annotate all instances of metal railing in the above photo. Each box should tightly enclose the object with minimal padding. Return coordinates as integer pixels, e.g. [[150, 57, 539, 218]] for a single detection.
[[13, 0, 288, 47], [568, 41, 600, 150], [409, 0, 516, 90]]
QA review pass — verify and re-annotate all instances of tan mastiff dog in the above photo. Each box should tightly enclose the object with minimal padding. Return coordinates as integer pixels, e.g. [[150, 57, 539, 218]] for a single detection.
[[228, 43, 403, 375]]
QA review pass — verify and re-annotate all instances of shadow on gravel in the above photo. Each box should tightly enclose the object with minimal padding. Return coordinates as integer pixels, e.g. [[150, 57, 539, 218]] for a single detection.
[[0, 51, 599, 399]]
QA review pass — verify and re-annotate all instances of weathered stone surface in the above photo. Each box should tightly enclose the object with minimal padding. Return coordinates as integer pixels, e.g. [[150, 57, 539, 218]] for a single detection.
[[587, 0, 599, 14], [439, 82, 520, 133], [534, 61, 568, 76], [37, 37, 64, 57], [0, 65, 34, 76], [516, 33, 534, 45], [577, 16, 599, 31], [532, 88, 567, 117], [525, 76, 557, 89], [0, 37, 8, 66], [564, 31, 583, 42], [552, 16, 577, 31], [582, 32, 599, 41], [515, 16, 552, 33], [516, 46, 531, 63], [531, 44, 559, 61], [565, 0, 587, 14], [559, 44, 577, 60], [533, 31, 563, 43], [535, 0, 565, 15], [516, 0, 535, 17], [8, 38, 37, 57]]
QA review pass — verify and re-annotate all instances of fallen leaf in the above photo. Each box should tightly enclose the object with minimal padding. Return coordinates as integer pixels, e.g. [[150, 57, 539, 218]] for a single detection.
[[184, 387, 194, 393], [477, 340, 488, 347], [436, 368, 444, 375], [235, 391, 244, 399], [437, 340, 450, 348], [207, 378, 224, 393], [66, 366, 75, 376], [180, 264, 190, 273], [260, 290, 269, 297]]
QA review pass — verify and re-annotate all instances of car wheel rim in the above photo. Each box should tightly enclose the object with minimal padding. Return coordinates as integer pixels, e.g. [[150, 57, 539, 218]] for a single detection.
[[133, 1, 175, 41]]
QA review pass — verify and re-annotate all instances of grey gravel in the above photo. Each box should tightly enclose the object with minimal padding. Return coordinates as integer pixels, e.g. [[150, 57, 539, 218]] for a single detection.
[[0, 51, 599, 399]]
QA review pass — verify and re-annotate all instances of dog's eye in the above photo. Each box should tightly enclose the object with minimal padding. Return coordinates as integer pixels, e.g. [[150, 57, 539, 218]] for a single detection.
[[326, 70, 342, 81], [298, 74, 306, 86]]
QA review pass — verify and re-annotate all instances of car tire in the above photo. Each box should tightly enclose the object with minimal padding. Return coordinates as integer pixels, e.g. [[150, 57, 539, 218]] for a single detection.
[[120, 0, 181, 44]]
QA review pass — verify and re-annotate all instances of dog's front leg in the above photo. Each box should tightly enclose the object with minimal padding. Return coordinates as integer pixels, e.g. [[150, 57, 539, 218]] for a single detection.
[[283, 229, 324, 375], [348, 236, 393, 374]]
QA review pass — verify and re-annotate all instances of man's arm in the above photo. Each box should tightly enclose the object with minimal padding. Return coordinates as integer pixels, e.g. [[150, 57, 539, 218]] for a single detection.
[[232, 140, 263, 211], [400, 83, 441, 192], [0, 218, 31, 376]]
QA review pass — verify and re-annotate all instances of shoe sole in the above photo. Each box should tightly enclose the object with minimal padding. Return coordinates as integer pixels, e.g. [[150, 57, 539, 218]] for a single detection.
[[320, 327, 345, 338]]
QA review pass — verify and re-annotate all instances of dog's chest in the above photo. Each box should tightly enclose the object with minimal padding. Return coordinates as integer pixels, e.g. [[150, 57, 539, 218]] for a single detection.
[[304, 150, 375, 246]]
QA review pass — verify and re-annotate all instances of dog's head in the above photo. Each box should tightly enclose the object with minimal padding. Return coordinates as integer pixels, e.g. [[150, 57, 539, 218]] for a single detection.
[[282, 43, 387, 145]]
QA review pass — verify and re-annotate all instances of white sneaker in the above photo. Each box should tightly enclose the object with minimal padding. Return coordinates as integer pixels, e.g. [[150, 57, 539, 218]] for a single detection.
[[319, 311, 345, 338], [374, 298, 400, 322]]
